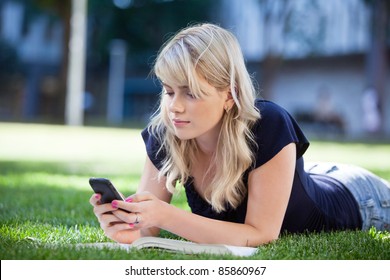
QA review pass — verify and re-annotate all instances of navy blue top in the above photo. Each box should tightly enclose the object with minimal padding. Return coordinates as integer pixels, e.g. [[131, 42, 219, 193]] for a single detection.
[[141, 99, 362, 233]]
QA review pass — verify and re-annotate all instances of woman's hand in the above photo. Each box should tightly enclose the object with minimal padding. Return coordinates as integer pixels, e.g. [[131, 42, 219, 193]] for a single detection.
[[89, 193, 140, 244], [89, 157, 172, 243], [111, 191, 170, 231]]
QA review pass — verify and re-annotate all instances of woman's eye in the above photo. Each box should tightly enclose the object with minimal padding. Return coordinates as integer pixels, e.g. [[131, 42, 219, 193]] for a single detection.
[[165, 91, 174, 96], [186, 92, 195, 99]]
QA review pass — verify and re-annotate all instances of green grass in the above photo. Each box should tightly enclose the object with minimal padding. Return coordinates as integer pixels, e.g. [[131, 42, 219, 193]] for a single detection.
[[0, 122, 389, 260]]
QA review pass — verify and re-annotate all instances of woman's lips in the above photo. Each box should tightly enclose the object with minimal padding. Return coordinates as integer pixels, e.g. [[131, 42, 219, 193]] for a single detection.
[[172, 119, 190, 127]]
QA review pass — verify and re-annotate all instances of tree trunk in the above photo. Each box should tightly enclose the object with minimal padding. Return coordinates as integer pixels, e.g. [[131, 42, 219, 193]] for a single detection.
[[58, 1, 71, 121]]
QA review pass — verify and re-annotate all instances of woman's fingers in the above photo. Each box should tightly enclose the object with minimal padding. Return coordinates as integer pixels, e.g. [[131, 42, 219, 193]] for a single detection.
[[104, 223, 135, 236], [126, 191, 155, 203], [93, 202, 118, 216], [100, 214, 138, 239], [99, 212, 122, 227], [89, 193, 101, 205], [111, 192, 154, 213], [92, 191, 159, 230], [89, 193, 142, 244], [112, 209, 141, 224]]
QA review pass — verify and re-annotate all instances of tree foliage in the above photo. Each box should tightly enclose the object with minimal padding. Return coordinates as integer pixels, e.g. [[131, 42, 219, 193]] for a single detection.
[[22, 0, 213, 72], [87, 0, 213, 72]]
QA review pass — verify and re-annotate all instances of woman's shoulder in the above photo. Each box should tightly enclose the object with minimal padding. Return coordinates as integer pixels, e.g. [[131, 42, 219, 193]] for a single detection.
[[251, 99, 310, 166], [141, 126, 166, 170], [253, 99, 300, 131], [254, 99, 291, 119]]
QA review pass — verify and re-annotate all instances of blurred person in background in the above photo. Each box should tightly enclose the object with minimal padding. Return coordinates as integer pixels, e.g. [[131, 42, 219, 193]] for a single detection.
[[362, 87, 381, 135], [90, 23, 390, 247], [313, 86, 345, 134]]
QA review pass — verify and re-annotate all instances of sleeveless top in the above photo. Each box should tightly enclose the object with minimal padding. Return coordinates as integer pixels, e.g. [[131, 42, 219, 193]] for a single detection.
[[141, 99, 362, 233]]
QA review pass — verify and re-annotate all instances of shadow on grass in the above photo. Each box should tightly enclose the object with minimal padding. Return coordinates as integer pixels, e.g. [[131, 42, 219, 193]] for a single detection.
[[0, 160, 143, 222], [0, 182, 99, 226]]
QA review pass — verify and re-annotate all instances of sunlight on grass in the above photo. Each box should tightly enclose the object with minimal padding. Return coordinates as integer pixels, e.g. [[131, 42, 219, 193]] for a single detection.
[[0, 171, 139, 192], [2, 122, 389, 171], [306, 141, 390, 171], [0, 221, 107, 244], [0, 122, 146, 174], [368, 227, 390, 241]]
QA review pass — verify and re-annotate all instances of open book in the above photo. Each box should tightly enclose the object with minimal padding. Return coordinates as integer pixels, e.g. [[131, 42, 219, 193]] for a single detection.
[[79, 236, 258, 257]]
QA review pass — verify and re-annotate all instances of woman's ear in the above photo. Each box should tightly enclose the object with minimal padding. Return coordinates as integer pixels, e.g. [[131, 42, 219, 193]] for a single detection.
[[224, 91, 235, 112]]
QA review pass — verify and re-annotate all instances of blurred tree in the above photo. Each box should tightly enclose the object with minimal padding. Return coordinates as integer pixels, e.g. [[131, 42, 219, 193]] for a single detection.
[[0, 38, 22, 119], [0, 38, 20, 81], [21, 0, 71, 119], [87, 0, 213, 72], [256, 0, 293, 100], [21, 0, 213, 123], [254, 0, 327, 99]]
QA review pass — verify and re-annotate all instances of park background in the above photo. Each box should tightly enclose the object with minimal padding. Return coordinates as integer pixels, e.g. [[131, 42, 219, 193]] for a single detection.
[[1, 0, 390, 262], [0, 0, 389, 139]]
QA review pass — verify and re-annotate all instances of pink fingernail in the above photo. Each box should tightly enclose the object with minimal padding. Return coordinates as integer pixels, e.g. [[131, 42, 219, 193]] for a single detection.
[[125, 197, 133, 202], [129, 223, 135, 228], [111, 200, 118, 208]]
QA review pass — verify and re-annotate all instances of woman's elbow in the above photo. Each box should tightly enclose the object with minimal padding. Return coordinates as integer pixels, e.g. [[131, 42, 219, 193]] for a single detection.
[[248, 229, 280, 247]]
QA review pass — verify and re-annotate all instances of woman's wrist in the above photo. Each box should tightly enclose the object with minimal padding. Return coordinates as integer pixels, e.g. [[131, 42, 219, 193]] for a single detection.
[[156, 200, 175, 229]]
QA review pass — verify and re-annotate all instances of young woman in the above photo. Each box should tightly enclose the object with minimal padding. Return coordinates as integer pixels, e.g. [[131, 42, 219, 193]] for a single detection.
[[90, 23, 390, 247]]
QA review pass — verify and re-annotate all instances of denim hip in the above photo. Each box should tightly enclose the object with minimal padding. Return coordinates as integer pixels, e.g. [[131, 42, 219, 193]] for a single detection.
[[305, 162, 390, 231]]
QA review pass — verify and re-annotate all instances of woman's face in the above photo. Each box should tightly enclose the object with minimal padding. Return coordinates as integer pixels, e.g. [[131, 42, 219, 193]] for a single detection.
[[163, 76, 230, 151]]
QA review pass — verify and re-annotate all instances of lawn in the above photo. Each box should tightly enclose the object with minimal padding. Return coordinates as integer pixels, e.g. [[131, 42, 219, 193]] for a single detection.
[[0, 122, 389, 260]]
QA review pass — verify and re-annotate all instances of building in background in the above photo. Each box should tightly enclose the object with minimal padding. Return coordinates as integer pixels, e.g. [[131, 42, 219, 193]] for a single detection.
[[218, 0, 389, 139]]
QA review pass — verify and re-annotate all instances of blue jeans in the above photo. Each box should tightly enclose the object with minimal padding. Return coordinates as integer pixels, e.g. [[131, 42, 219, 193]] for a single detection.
[[305, 162, 390, 231]]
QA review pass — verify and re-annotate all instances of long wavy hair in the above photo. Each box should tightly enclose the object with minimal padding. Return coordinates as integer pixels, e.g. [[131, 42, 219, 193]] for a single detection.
[[149, 23, 260, 212]]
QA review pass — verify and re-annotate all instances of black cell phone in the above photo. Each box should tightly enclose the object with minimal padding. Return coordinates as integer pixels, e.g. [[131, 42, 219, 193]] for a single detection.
[[89, 177, 125, 204]]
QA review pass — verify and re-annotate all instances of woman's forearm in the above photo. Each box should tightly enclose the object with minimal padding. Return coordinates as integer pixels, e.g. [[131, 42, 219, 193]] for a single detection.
[[158, 203, 275, 247]]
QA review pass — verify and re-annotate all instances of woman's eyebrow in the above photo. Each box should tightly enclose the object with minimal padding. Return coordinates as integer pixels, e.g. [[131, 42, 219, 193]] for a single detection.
[[161, 82, 171, 88], [162, 82, 188, 89]]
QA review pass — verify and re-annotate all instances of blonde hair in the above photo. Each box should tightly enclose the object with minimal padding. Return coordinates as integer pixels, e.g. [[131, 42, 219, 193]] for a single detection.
[[149, 23, 260, 212]]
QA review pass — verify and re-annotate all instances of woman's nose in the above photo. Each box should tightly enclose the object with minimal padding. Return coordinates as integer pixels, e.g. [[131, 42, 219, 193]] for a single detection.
[[169, 95, 185, 113]]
